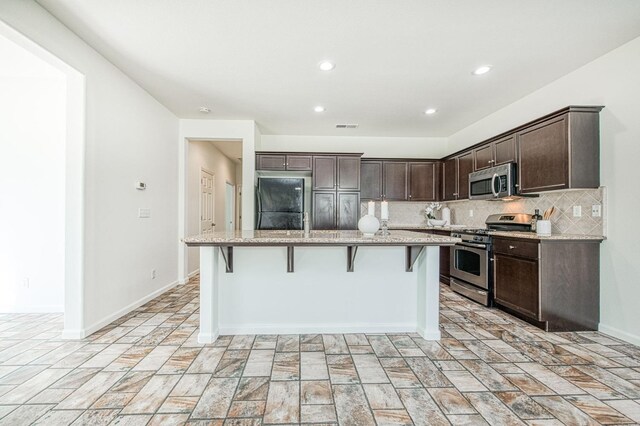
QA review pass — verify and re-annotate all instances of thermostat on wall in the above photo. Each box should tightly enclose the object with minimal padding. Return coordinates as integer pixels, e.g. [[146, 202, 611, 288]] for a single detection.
[[136, 182, 147, 190]]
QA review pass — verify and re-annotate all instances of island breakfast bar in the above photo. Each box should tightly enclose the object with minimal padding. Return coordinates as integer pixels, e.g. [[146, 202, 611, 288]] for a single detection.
[[183, 230, 459, 343]]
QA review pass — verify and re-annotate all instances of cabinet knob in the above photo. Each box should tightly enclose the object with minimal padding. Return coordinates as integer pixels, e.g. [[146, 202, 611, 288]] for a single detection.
[[487, 160, 491, 164], [409, 194, 412, 198], [509, 245, 516, 249], [453, 192, 458, 196]]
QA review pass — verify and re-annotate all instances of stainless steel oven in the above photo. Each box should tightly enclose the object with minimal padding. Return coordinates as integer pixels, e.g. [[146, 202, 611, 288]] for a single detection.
[[450, 235, 491, 305]]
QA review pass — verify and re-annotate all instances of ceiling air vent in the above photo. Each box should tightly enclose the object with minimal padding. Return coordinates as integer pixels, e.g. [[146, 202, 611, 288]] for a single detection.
[[335, 124, 359, 129]]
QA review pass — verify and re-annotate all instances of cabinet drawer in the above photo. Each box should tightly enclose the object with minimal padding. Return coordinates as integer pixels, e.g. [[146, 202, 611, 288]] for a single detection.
[[493, 238, 539, 259]]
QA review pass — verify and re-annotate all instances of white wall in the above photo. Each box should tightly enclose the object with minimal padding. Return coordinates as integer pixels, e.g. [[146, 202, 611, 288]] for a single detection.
[[0, 1, 180, 337], [260, 135, 448, 158], [178, 119, 259, 283], [448, 36, 640, 345], [187, 141, 238, 274], [0, 35, 66, 312]]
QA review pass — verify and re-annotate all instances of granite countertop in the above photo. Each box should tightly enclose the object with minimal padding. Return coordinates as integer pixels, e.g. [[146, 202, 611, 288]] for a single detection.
[[489, 231, 605, 241], [183, 230, 461, 246], [389, 224, 475, 231]]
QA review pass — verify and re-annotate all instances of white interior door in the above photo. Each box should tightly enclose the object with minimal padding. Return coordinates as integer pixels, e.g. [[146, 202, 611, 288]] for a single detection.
[[200, 169, 215, 233], [225, 182, 235, 231]]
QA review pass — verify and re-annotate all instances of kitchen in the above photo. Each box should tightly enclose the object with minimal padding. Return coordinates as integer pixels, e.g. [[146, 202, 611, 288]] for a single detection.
[[3, 1, 640, 425]]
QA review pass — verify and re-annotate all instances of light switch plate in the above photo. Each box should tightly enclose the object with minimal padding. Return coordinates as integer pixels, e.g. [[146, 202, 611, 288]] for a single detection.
[[573, 205, 582, 217], [592, 204, 602, 217], [138, 208, 151, 218], [469, 209, 474, 217]]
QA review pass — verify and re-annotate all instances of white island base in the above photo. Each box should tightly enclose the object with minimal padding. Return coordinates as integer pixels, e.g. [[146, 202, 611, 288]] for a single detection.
[[197, 244, 442, 343]]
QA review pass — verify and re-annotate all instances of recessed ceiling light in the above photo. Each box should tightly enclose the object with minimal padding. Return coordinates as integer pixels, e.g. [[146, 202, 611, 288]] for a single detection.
[[318, 61, 335, 71], [314, 106, 326, 113], [424, 108, 437, 115], [472, 65, 492, 75], [199, 106, 211, 113]]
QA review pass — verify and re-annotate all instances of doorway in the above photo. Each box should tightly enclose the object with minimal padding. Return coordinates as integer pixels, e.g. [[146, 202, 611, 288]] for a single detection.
[[225, 182, 235, 231], [200, 169, 215, 234]]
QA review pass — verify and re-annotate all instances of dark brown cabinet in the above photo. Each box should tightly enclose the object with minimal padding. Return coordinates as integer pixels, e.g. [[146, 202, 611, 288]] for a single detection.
[[457, 152, 473, 200], [492, 236, 601, 332], [312, 192, 336, 230], [311, 154, 362, 230], [361, 161, 383, 200], [473, 134, 516, 171], [408, 162, 439, 201], [382, 161, 408, 201], [442, 158, 457, 201], [256, 153, 313, 171]]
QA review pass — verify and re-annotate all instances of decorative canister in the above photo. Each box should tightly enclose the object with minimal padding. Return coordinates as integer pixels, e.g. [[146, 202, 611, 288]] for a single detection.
[[358, 215, 380, 237]]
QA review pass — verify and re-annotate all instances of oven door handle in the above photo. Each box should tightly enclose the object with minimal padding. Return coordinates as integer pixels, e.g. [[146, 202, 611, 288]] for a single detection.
[[491, 173, 499, 198], [456, 242, 488, 249]]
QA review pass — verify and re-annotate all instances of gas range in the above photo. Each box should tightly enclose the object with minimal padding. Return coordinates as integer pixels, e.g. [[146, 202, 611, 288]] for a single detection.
[[449, 213, 533, 306]]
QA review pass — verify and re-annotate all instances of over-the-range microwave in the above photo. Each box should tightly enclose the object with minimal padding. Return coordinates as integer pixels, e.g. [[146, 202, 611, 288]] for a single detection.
[[468, 162, 518, 200]]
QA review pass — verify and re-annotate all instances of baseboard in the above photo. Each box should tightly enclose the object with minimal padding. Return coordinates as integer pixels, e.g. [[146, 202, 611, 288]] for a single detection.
[[0, 305, 64, 313], [598, 323, 640, 346], [198, 330, 219, 344], [65, 279, 180, 340], [416, 327, 441, 340], [218, 323, 417, 335], [179, 269, 200, 285]]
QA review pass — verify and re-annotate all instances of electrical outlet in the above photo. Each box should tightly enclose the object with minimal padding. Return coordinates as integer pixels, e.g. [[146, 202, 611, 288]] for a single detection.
[[151, 269, 156, 279], [592, 204, 602, 217], [138, 208, 151, 218], [573, 205, 582, 217], [469, 209, 474, 217], [22, 278, 29, 288]]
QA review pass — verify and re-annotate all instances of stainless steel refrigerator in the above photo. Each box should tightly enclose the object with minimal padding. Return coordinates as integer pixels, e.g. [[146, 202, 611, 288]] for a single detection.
[[256, 178, 304, 230]]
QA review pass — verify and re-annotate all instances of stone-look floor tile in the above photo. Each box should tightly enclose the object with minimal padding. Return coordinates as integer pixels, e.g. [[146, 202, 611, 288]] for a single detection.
[[300, 404, 337, 423], [368, 335, 402, 357], [215, 351, 249, 378], [110, 371, 155, 394], [413, 340, 454, 360], [494, 391, 553, 420], [0, 367, 70, 404], [504, 373, 555, 396], [301, 380, 332, 404], [148, 413, 191, 426], [428, 387, 476, 415], [158, 346, 202, 374], [263, 380, 299, 424], [533, 396, 600, 425], [567, 373, 627, 400], [227, 400, 266, 418], [443, 369, 487, 392], [406, 357, 451, 387], [56, 371, 126, 410], [121, 374, 180, 414], [0, 404, 53, 426], [234, 377, 270, 401], [322, 334, 349, 354], [275, 335, 299, 352], [50, 367, 101, 389], [345, 334, 369, 346], [576, 365, 640, 399], [187, 347, 226, 374], [447, 414, 490, 425], [301, 351, 329, 380], [363, 383, 403, 409], [108, 414, 153, 425], [460, 360, 517, 391], [385, 366, 422, 388], [328, 362, 360, 384], [171, 373, 211, 397], [333, 384, 376, 426], [605, 399, 640, 423], [243, 350, 275, 377], [352, 354, 390, 384], [396, 387, 450, 426], [31, 409, 83, 425], [271, 352, 299, 381], [228, 335, 255, 350], [158, 396, 200, 413], [192, 377, 239, 419], [565, 395, 632, 424], [132, 345, 179, 371], [91, 392, 135, 409], [517, 362, 587, 395], [372, 409, 414, 425], [466, 392, 527, 425]]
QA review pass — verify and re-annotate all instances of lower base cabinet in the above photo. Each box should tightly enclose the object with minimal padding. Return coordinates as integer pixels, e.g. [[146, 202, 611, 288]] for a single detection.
[[492, 236, 601, 332], [312, 191, 360, 230]]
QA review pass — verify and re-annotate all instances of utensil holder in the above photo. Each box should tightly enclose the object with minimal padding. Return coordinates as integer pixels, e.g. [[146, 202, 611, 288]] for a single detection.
[[536, 220, 552, 236]]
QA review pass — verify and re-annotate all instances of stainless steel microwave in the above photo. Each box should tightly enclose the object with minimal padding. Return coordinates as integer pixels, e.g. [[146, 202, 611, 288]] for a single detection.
[[468, 163, 518, 200]]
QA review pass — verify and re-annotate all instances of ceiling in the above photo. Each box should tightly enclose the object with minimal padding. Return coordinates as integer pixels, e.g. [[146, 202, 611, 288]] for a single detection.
[[37, 0, 640, 137]]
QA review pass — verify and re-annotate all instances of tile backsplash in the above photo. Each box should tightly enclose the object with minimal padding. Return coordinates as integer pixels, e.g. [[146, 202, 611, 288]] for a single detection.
[[360, 187, 605, 236]]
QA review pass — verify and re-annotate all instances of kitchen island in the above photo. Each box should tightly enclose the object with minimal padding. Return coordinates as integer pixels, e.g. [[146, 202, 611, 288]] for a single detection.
[[183, 230, 459, 343]]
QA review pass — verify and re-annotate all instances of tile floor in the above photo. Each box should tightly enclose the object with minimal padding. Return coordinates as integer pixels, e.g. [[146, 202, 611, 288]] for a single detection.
[[1, 277, 640, 425]]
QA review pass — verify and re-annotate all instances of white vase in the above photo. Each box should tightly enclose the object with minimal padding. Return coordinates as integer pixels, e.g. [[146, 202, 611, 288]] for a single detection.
[[358, 215, 380, 237]]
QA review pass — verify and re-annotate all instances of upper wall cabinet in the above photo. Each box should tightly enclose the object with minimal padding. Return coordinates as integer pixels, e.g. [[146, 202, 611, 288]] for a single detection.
[[382, 161, 408, 201], [516, 107, 602, 194], [473, 134, 516, 171], [361, 161, 383, 201], [256, 153, 312, 171], [362, 159, 440, 201], [408, 162, 440, 201], [442, 157, 458, 201], [312, 155, 361, 191]]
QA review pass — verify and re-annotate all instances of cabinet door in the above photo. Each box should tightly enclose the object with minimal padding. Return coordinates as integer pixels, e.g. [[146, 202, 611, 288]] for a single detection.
[[256, 154, 286, 171], [337, 156, 361, 191], [442, 158, 458, 201], [312, 192, 336, 230], [494, 253, 540, 319], [286, 155, 312, 171], [382, 161, 408, 201], [457, 152, 474, 199], [408, 162, 437, 201], [517, 115, 569, 193], [337, 192, 360, 230], [473, 144, 494, 171], [361, 161, 383, 201], [312, 156, 337, 190], [494, 134, 516, 165]]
